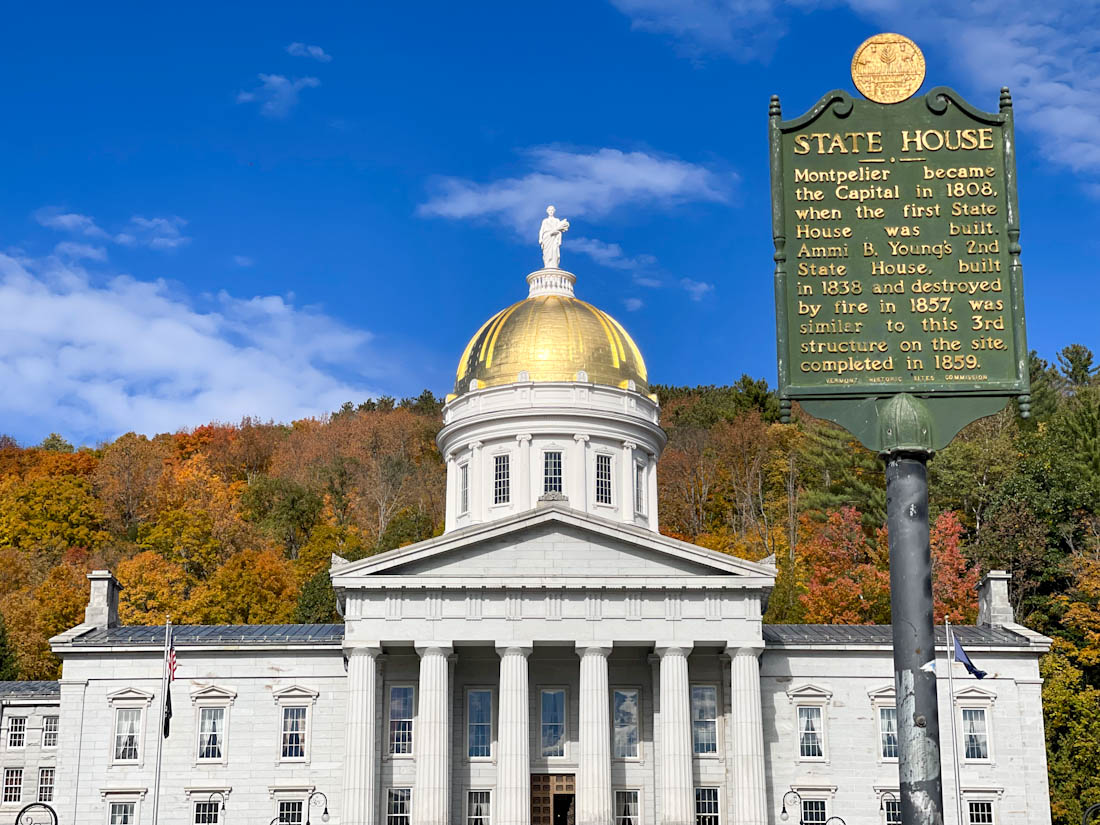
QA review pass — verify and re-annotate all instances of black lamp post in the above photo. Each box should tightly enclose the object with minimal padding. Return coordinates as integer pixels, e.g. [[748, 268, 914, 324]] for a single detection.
[[306, 790, 330, 825], [206, 791, 226, 818], [15, 803, 59, 825], [1083, 803, 1100, 825], [780, 790, 803, 823]]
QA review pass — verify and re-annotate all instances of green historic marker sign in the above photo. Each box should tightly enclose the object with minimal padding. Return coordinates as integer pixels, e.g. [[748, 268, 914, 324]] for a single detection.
[[770, 85, 1030, 451]]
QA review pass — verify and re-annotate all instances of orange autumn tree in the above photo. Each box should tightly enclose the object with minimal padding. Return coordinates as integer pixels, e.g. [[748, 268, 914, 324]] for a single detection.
[[799, 507, 891, 624]]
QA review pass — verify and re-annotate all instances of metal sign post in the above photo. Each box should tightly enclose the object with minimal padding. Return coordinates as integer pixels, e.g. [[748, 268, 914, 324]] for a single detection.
[[769, 34, 1029, 825]]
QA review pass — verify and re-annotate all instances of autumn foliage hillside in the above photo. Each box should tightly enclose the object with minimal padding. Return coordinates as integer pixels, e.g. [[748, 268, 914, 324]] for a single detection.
[[2, 350, 1100, 821]]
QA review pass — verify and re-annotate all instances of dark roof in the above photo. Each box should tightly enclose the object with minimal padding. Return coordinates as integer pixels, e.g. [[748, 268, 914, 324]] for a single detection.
[[763, 624, 1031, 647], [69, 624, 345, 647], [66, 623, 1033, 649], [0, 681, 61, 699]]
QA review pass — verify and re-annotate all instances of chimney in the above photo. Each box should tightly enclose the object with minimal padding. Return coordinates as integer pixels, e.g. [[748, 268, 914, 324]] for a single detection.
[[85, 570, 122, 629], [977, 570, 1014, 628]]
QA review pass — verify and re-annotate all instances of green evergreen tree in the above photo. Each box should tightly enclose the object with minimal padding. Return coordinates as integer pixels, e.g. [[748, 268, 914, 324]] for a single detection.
[[293, 569, 341, 624], [797, 415, 886, 528], [240, 476, 323, 560], [1056, 344, 1098, 392], [38, 432, 73, 453], [1018, 350, 1062, 426]]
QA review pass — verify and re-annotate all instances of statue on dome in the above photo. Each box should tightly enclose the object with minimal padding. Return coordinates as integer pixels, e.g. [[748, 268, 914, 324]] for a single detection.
[[538, 205, 570, 269]]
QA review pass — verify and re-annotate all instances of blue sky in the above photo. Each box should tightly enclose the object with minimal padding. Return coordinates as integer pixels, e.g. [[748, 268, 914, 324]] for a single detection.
[[1, 1, 1097, 444]]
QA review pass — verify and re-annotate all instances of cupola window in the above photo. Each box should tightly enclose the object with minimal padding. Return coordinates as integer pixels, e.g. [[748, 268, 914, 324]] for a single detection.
[[596, 454, 613, 505], [543, 451, 563, 494], [494, 455, 511, 505], [459, 463, 470, 515]]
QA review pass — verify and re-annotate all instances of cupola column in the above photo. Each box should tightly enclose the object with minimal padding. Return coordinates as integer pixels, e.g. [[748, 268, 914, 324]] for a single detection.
[[648, 453, 660, 530], [573, 434, 590, 511], [469, 441, 483, 522], [621, 441, 638, 523], [517, 434, 533, 511]]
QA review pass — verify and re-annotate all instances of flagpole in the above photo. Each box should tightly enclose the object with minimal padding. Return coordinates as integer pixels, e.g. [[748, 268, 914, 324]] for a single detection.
[[151, 618, 171, 825], [945, 618, 964, 825]]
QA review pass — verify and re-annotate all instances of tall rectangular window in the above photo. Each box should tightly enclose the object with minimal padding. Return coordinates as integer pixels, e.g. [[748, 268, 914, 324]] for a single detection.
[[879, 706, 898, 759], [634, 463, 645, 514], [37, 767, 54, 803], [797, 706, 824, 758], [613, 689, 640, 759], [694, 788, 719, 825], [7, 716, 25, 748], [968, 802, 994, 825], [468, 689, 492, 758], [962, 708, 989, 760], [278, 801, 304, 824], [691, 685, 718, 754], [543, 451, 563, 493], [390, 686, 415, 754], [615, 791, 639, 825], [884, 799, 901, 825], [109, 802, 136, 824], [281, 706, 307, 759], [198, 706, 225, 760], [468, 791, 491, 825], [494, 454, 511, 504], [2, 768, 21, 803], [114, 708, 142, 762], [802, 800, 827, 824], [388, 789, 412, 825], [194, 801, 221, 824], [595, 454, 613, 504], [42, 715, 59, 748], [540, 689, 566, 757], [459, 463, 470, 514]]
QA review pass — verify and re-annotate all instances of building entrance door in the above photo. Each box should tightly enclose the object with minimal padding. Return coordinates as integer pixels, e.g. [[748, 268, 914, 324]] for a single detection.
[[531, 774, 575, 825]]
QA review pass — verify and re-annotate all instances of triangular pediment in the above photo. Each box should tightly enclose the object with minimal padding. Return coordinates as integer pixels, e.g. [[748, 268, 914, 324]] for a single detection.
[[272, 684, 319, 704], [331, 504, 775, 584], [190, 684, 237, 705], [867, 683, 895, 701], [107, 687, 155, 706], [954, 685, 996, 703], [786, 683, 833, 703]]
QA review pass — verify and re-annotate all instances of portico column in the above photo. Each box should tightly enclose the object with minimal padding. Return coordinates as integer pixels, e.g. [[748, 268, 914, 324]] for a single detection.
[[497, 644, 533, 825], [576, 644, 614, 825], [726, 644, 767, 825], [414, 643, 453, 825], [656, 645, 694, 825], [343, 644, 384, 825]]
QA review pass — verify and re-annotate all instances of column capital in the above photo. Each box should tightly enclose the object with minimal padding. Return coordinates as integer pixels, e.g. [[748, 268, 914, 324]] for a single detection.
[[516, 433, 532, 443], [573, 433, 590, 442], [654, 643, 693, 658], [622, 440, 638, 451], [575, 642, 614, 658], [726, 641, 765, 658], [495, 642, 534, 657], [469, 441, 483, 452], [344, 642, 384, 658], [415, 642, 454, 657]]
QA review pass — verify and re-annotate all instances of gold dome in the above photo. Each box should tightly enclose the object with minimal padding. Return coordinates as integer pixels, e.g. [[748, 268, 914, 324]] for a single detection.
[[453, 294, 648, 396]]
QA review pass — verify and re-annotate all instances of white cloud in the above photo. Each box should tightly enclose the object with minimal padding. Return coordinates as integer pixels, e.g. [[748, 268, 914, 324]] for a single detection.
[[34, 208, 110, 239], [418, 146, 730, 232], [680, 278, 714, 301], [129, 215, 190, 250], [237, 74, 320, 118], [36, 207, 191, 252], [609, 0, 1100, 188], [287, 42, 333, 62], [233, 255, 254, 267], [569, 237, 657, 271], [0, 252, 377, 444], [53, 242, 107, 262], [624, 297, 644, 311]]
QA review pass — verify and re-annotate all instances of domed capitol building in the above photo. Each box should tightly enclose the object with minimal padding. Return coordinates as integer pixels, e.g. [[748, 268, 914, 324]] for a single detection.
[[2, 215, 1052, 825]]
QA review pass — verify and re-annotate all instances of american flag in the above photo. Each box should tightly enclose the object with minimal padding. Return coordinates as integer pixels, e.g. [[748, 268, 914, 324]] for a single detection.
[[168, 641, 177, 682]]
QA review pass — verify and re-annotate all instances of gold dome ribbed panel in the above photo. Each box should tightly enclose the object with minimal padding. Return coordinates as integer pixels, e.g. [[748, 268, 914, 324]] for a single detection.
[[454, 295, 648, 395]]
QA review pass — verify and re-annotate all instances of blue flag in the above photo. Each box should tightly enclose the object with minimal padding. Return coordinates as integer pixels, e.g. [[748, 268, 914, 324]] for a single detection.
[[953, 635, 987, 679]]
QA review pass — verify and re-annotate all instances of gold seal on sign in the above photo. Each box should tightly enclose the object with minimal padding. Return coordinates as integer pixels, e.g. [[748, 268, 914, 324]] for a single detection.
[[851, 33, 926, 104]]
